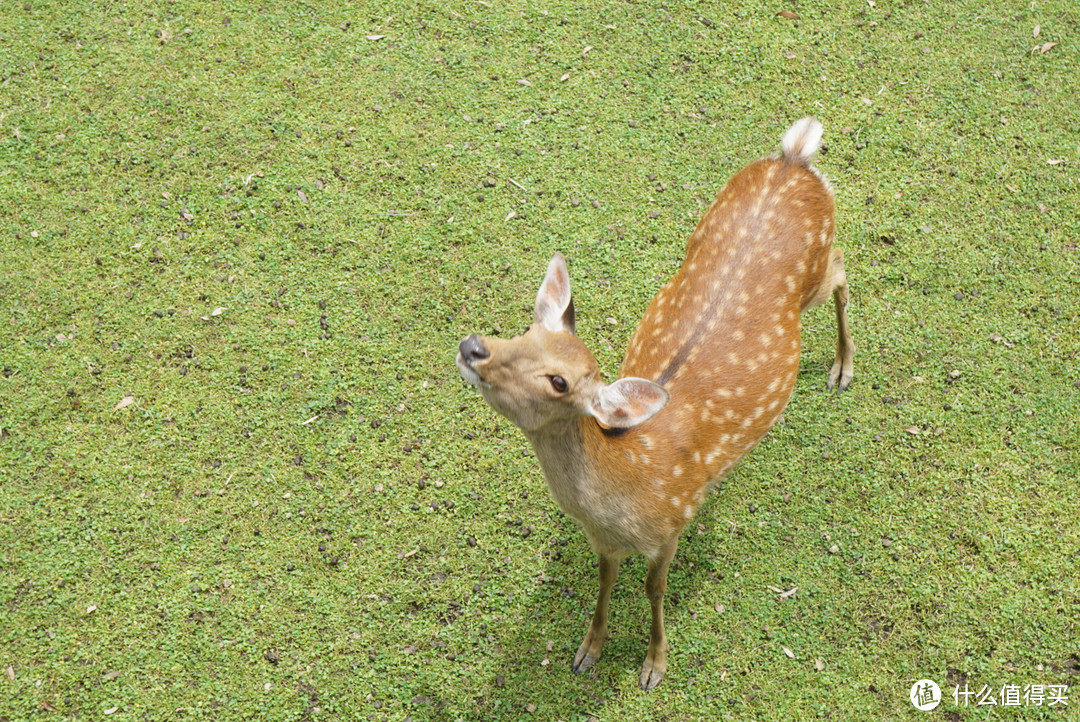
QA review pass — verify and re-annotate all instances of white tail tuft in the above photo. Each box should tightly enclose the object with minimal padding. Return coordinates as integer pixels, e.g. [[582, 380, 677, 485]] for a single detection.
[[781, 117, 823, 166]]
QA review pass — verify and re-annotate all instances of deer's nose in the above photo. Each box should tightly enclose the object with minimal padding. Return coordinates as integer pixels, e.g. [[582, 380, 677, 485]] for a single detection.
[[459, 335, 490, 363]]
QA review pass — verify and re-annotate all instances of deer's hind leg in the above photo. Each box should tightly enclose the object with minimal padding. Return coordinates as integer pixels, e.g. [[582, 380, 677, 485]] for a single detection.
[[824, 248, 854, 391]]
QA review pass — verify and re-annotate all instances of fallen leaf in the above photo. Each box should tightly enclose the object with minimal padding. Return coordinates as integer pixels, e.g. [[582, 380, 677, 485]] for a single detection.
[[301, 415, 319, 425], [517, 78, 532, 86], [210, 307, 224, 316], [1040, 41, 1058, 54], [779, 586, 798, 600], [102, 671, 120, 681], [114, 396, 134, 411], [815, 658, 825, 671], [1047, 158, 1065, 165], [560, 73, 570, 82], [6, 665, 13, 681], [104, 708, 119, 716], [714, 603, 725, 613], [315, 179, 324, 190], [582, 45, 593, 58], [297, 189, 308, 202], [397, 547, 418, 560], [776, 10, 799, 19], [366, 34, 385, 41], [87, 604, 98, 614], [905, 426, 920, 435], [783, 647, 795, 659], [505, 211, 518, 221], [1033, 24, 1040, 38]]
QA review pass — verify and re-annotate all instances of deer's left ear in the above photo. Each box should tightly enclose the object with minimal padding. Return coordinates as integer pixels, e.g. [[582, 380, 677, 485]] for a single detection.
[[590, 377, 668, 428], [534, 253, 576, 335]]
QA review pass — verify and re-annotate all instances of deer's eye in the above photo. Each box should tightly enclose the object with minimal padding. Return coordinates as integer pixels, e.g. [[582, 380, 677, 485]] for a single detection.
[[549, 375, 568, 393]]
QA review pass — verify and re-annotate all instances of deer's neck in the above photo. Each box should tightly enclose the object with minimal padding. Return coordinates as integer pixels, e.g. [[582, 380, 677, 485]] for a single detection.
[[524, 417, 608, 523]]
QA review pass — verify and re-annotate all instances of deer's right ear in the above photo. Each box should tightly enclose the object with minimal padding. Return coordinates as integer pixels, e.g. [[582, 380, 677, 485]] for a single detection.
[[534, 253, 576, 335]]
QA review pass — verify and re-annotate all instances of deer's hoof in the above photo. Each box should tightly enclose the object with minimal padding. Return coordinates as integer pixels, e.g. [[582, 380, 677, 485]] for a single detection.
[[572, 647, 600, 674], [639, 662, 666, 691]]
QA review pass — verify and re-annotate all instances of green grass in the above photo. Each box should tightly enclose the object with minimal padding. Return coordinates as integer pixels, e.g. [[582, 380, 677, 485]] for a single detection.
[[1, 1, 1078, 719]]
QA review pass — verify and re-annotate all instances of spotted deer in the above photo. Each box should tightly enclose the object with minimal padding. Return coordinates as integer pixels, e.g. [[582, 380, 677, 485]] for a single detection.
[[456, 118, 853, 690]]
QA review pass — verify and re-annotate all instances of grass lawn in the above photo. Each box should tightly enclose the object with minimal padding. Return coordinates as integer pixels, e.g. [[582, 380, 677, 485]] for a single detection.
[[1, 1, 1078, 719]]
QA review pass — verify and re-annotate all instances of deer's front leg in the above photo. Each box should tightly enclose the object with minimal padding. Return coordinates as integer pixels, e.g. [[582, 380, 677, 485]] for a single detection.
[[572, 553, 619, 674], [640, 538, 679, 691]]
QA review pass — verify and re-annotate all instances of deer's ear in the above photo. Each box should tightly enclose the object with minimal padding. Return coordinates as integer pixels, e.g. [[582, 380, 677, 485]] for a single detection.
[[534, 253, 576, 335], [590, 377, 668, 428]]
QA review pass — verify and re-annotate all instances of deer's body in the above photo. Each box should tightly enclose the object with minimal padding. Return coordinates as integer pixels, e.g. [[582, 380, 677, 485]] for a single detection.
[[457, 118, 853, 690]]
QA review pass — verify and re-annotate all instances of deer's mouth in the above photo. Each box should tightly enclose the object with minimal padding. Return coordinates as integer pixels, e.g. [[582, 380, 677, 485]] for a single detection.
[[456, 353, 489, 388]]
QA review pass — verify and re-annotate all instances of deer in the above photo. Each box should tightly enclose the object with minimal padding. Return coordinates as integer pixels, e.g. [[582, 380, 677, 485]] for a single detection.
[[456, 117, 854, 690]]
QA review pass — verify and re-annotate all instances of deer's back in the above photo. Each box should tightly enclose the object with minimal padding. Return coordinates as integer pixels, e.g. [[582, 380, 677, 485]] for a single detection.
[[615, 158, 834, 476]]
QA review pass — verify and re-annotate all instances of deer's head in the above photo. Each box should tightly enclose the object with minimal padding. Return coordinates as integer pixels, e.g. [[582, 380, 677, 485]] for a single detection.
[[457, 254, 668, 433]]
